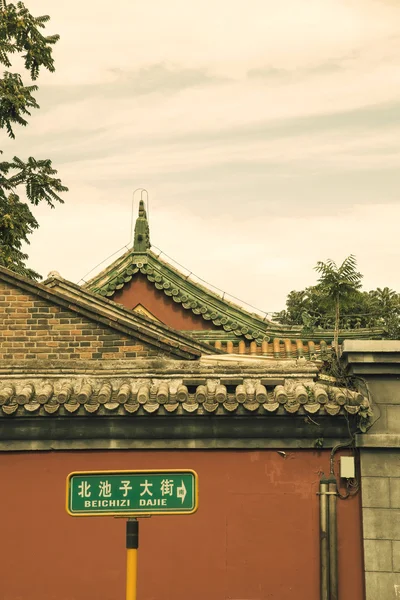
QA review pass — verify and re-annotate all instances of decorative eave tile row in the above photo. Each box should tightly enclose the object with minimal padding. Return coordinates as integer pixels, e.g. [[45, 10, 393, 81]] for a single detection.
[[86, 250, 384, 345], [0, 378, 369, 418], [196, 336, 331, 359]]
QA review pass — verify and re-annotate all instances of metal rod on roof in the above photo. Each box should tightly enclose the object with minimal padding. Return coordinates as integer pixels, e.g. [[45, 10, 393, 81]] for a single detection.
[[140, 189, 149, 224]]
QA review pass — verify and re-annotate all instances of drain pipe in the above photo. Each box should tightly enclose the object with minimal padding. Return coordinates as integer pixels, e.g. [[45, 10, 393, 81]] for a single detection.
[[320, 439, 356, 599], [325, 441, 353, 600], [328, 475, 338, 600], [319, 475, 330, 600]]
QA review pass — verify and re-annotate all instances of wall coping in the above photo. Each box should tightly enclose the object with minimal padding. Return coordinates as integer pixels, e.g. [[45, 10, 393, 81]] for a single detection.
[[341, 339, 400, 375], [342, 341, 400, 353], [355, 434, 400, 448]]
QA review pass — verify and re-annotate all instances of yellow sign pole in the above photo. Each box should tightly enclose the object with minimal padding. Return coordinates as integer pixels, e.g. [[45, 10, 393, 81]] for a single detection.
[[126, 518, 139, 600]]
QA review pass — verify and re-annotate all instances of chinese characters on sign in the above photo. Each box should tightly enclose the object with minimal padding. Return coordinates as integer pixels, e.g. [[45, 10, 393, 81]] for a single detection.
[[67, 470, 197, 516]]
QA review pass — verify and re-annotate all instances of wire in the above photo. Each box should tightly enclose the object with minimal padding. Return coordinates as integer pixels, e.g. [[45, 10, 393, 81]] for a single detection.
[[314, 313, 389, 320], [151, 244, 274, 320], [78, 244, 130, 284]]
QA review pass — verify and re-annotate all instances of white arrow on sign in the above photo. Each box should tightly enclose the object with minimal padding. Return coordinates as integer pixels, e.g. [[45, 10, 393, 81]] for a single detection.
[[176, 481, 187, 503]]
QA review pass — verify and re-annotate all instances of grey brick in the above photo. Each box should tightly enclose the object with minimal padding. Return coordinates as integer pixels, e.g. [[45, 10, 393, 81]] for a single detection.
[[387, 406, 400, 434], [365, 572, 400, 600], [394, 541, 400, 573], [391, 479, 400, 508], [362, 477, 390, 508], [366, 405, 388, 434], [361, 450, 400, 477], [367, 378, 400, 405], [364, 539, 392, 572], [363, 508, 400, 540]]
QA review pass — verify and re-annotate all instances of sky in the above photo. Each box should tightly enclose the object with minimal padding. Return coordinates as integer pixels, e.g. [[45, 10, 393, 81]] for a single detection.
[[2, 0, 400, 315]]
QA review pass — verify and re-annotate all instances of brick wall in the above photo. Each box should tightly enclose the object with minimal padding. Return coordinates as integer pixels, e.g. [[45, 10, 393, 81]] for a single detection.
[[361, 450, 400, 600], [341, 343, 400, 600], [359, 377, 400, 599], [0, 282, 159, 360]]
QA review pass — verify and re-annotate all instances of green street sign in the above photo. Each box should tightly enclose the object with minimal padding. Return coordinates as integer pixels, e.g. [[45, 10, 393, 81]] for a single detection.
[[66, 469, 198, 517]]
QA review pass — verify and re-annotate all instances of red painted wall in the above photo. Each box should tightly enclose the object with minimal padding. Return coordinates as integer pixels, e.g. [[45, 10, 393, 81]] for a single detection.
[[112, 274, 217, 330], [0, 450, 364, 600]]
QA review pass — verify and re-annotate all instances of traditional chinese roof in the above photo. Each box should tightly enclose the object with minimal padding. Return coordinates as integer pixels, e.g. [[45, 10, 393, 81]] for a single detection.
[[0, 265, 215, 360], [85, 202, 384, 346]]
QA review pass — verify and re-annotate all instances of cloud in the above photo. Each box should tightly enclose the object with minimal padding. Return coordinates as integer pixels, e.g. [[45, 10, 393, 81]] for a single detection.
[[247, 61, 343, 80], [106, 63, 224, 95], [37, 1, 400, 72], [2, 0, 399, 309], [35, 63, 223, 110]]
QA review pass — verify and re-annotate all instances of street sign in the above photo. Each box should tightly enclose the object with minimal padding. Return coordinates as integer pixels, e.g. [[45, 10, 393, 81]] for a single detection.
[[66, 469, 198, 517]]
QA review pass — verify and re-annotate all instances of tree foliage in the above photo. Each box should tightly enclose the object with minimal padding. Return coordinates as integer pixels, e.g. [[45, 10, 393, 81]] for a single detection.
[[314, 255, 363, 352], [274, 257, 400, 341], [0, 1, 67, 279]]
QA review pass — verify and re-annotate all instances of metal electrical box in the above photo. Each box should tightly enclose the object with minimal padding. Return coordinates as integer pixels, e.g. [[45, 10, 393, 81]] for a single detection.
[[340, 456, 355, 479]]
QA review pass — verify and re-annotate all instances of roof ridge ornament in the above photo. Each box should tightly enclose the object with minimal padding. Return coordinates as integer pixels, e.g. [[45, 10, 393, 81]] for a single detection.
[[133, 194, 150, 253]]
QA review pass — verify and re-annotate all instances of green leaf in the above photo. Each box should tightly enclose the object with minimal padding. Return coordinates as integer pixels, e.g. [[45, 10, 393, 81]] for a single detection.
[[0, 2, 67, 278]]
